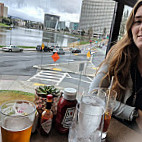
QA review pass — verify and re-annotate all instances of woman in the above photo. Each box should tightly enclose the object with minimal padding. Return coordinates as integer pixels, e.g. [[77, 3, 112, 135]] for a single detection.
[[89, 0, 142, 131]]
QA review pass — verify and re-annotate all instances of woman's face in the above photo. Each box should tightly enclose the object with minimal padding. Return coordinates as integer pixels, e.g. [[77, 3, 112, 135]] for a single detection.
[[131, 5, 142, 50]]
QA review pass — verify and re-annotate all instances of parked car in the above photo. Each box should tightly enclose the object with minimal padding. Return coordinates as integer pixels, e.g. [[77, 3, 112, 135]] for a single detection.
[[49, 45, 60, 51], [71, 48, 81, 53], [49, 45, 55, 51], [2, 45, 23, 52], [53, 48, 65, 55], [36, 45, 51, 52]]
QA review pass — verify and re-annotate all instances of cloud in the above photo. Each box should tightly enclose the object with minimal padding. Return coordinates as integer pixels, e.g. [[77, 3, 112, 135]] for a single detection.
[[1, 0, 82, 22], [50, 0, 82, 13], [9, 6, 45, 22]]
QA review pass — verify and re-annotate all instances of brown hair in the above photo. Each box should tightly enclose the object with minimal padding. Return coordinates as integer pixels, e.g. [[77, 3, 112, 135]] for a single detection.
[[100, 0, 142, 101]]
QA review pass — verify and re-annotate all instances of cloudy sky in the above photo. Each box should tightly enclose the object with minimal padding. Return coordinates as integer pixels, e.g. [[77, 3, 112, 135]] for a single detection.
[[0, 0, 82, 23]]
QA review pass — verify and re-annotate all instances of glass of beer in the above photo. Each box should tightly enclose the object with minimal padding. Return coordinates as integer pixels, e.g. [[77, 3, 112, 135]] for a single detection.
[[0, 100, 36, 142], [101, 89, 117, 139]]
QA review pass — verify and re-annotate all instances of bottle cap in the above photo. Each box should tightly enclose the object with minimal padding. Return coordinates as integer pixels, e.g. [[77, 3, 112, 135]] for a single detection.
[[47, 94, 53, 102], [63, 88, 77, 100]]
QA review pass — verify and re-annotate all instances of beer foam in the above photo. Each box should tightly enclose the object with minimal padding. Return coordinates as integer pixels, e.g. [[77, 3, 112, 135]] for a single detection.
[[2, 117, 32, 132]]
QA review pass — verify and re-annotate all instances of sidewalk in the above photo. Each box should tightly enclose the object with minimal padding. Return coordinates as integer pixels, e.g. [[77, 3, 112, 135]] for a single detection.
[[0, 80, 36, 93]]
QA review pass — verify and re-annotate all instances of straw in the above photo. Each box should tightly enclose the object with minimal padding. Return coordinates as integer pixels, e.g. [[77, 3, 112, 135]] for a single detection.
[[106, 76, 114, 109], [109, 76, 114, 90]]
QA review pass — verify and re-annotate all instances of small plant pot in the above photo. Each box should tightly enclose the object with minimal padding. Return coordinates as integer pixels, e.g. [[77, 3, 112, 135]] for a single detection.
[[34, 90, 61, 116]]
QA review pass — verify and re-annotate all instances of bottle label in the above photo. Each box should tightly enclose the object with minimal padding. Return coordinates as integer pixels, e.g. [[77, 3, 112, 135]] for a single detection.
[[41, 119, 52, 134], [62, 107, 75, 128]]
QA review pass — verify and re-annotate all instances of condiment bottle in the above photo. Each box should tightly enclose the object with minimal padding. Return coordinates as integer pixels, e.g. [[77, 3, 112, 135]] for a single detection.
[[55, 88, 77, 133], [40, 94, 53, 135]]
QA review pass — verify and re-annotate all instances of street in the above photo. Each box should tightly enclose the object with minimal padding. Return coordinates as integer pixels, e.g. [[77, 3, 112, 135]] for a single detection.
[[0, 49, 103, 92]]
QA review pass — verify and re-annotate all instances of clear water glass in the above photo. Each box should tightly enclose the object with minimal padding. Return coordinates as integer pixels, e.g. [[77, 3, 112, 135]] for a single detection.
[[69, 91, 106, 142]]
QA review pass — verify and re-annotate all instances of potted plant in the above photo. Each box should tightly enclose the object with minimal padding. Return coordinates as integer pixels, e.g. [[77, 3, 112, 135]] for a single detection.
[[34, 85, 61, 115]]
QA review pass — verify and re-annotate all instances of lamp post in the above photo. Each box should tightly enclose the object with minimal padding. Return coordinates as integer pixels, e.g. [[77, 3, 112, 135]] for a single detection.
[[9, 24, 13, 45]]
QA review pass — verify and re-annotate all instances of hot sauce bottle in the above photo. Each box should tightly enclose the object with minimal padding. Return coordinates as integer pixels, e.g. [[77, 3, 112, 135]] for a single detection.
[[40, 94, 53, 135], [55, 88, 77, 134]]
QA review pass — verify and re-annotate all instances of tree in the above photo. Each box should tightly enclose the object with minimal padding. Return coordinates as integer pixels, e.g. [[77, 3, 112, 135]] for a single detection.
[[81, 29, 85, 36], [103, 27, 106, 37], [2, 17, 12, 25], [64, 27, 69, 32], [119, 10, 129, 38], [88, 27, 93, 40]]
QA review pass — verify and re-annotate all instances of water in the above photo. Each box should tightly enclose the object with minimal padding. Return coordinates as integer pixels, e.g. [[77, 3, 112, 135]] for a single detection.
[[69, 96, 105, 142], [0, 27, 78, 47]]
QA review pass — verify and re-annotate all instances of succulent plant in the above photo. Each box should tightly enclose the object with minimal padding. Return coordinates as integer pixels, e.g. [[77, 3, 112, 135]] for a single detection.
[[36, 85, 60, 97]]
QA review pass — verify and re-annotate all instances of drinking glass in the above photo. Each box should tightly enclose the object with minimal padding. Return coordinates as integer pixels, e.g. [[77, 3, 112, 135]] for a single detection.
[[68, 90, 106, 142], [101, 88, 117, 139], [0, 100, 36, 142]]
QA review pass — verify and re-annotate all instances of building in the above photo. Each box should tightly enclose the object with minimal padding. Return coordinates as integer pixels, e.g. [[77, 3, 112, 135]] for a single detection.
[[57, 21, 66, 30], [44, 14, 60, 30], [0, 3, 8, 18], [3, 6, 8, 18], [0, 3, 4, 18], [69, 22, 79, 31], [79, 0, 115, 36]]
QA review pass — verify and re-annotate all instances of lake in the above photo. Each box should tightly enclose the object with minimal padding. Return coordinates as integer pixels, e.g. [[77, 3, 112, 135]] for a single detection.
[[0, 27, 78, 47]]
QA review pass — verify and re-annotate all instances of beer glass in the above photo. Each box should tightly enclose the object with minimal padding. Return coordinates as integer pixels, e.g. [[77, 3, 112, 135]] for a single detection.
[[69, 90, 106, 142], [0, 100, 36, 142]]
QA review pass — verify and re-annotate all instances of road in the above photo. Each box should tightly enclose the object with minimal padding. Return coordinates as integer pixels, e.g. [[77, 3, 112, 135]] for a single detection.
[[0, 50, 98, 92]]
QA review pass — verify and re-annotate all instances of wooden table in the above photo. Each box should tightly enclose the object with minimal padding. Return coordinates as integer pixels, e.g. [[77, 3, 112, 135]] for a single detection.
[[0, 118, 141, 142]]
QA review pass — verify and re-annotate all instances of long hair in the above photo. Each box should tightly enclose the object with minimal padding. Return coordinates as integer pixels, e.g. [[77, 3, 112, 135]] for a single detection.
[[100, 0, 142, 101]]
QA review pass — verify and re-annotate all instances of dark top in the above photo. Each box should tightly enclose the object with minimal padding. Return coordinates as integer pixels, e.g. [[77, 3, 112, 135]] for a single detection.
[[126, 64, 142, 110], [118, 64, 142, 132]]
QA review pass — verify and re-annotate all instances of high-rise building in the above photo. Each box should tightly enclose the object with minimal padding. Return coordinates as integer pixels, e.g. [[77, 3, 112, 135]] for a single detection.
[[44, 14, 60, 30], [4, 6, 8, 18], [69, 22, 79, 31], [0, 3, 8, 22], [0, 3, 4, 17], [79, 0, 115, 36], [58, 21, 66, 30]]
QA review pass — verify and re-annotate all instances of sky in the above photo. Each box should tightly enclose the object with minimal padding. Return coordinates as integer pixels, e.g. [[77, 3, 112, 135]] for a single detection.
[[0, 0, 82, 23]]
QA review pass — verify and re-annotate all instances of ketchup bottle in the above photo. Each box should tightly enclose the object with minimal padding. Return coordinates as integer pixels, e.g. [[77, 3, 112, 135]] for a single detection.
[[55, 88, 77, 134]]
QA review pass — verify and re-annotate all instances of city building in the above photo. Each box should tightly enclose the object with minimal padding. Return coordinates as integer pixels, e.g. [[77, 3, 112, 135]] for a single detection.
[[3, 6, 8, 18], [44, 14, 60, 31], [69, 22, 79, 31], [79, 0, 115, 36], [0, 3, 4, 18], [57, 21, 66, 31], [0, 3, 8, 18]]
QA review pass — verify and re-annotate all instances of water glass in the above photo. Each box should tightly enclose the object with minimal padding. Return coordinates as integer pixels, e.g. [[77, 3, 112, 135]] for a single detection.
[[0, 100, 36, 142], [68, 92, 106, 142]]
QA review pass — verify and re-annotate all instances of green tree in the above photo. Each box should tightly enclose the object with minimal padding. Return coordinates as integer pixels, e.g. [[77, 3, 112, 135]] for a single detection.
[[88, 27, 93, 40], [81, 29, 85, 36], [2, 17, 12, 25]]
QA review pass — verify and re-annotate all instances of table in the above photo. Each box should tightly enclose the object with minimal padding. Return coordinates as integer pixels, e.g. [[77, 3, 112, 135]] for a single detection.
[[31, 118, 142, 142], [106, 118, 141, 142], [0, 118, 141, 142]]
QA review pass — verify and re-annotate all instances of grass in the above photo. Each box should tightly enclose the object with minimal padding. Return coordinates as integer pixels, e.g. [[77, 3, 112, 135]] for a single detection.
[[80, 41, 90, 45], [19, 46, 35, 48], [0, 23, 10, 27], [0, 90, 35, 105]]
